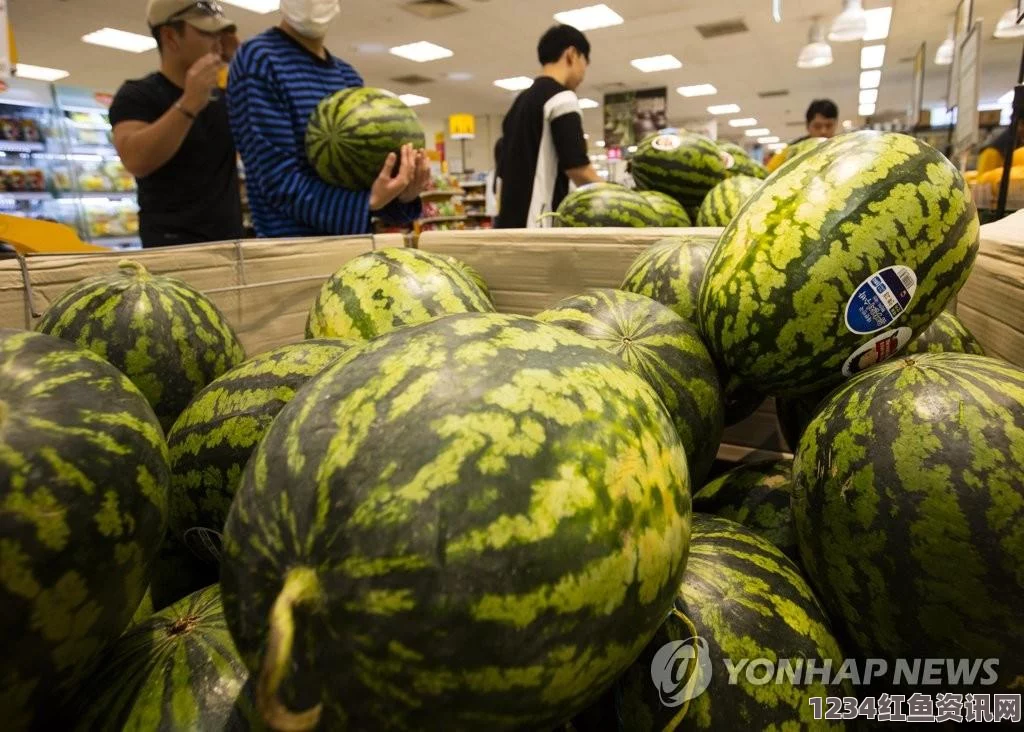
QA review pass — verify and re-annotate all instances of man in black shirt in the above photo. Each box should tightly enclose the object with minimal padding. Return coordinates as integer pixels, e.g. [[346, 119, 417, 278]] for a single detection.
[[110, 0, 243, 247], [497, 25, 602, 229]]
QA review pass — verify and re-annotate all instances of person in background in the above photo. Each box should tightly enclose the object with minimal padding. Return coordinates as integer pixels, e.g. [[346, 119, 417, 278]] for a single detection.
[[497, 24, 602, 229], [110, 0, 244, 247], [977, 119, 1024, 176], [766, 99, 840, 173], [227, 0, 430, 238], [486, 137, 503, 222]]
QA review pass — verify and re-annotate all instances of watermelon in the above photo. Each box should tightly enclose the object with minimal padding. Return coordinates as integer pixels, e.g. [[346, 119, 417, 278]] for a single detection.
[[156, 339, 356, 608], [536, 288, 724, 484], [695, 175, 763, 227], [129, 588, 155, 627], [221, 313, 692, 731], [698, 131, 980, 398], [775, 310, 985, 451], [637, 190, 692, 226], [306, 87, 426, 191], [571, 515, 849, 731], [774, 136, 827, 169], [70, 585, 261, 731], [631, 132, 732, 211], [35, 260, 246, 430], [691, 459, 796, 558], [719, 142, 768, 179], [792, 353, 1024, 690], [0, 329, 169, 729], [548, 182, 662, 227], [437, 254, 492, 304], [305, 247, 494, 341]]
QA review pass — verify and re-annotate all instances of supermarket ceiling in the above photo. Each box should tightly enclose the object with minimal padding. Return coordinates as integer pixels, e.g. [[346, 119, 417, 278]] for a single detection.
[[8, 0, 1024, 142]]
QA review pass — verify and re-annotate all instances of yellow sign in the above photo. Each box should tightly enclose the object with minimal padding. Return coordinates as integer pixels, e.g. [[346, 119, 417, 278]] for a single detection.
[[449, 113, 476, 140]]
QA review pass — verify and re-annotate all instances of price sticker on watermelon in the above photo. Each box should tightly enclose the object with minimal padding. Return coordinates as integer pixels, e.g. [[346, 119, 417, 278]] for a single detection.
[[845, 266, 918, 334]]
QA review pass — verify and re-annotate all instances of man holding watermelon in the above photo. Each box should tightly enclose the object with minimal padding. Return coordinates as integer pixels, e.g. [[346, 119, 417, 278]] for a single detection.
[[227, 0, 431, 238]]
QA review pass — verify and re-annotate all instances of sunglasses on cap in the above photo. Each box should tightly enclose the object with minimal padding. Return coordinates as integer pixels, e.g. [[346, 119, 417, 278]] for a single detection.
[[167, 1, 226, 23]]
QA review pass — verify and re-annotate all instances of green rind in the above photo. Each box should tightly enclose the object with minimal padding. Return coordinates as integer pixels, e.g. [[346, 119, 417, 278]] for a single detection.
[[554, 183, 663, 228], [0, 329, 169, 729], [156, 339, 356, 608], [621, 236, 718, 324], [436, 255, 493, 304], [35, 261, 246, 429], [637, 190, 693, 227], [698, 131, 981, 397], [572, 515, 849, 731], [70, 585, 262, 732], [305, 247, 495, 341], [536, 288, 724, 485], [719, 143, 768, 180], [695, 175, 763, 228], [306, 87, 426, 191], [692, 459, 796, 558], [221, 312, 692, 731], [792, 353, 1024, 688], [632, 133, 731, 210]]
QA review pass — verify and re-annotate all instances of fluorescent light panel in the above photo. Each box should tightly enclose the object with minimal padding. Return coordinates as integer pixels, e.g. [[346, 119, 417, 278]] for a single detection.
[[447, 72, 473, 81], [578, 97, 600, 109], [860, 44, 885, 69], [729, 118, 758, 127], [745, 128, 771, 137], [707, 104, 740, 115], [389, 41, 453, 63], [15, 64, 70, 81], [758, 136, 780, 144], [677, 84, 717, 97], [859, 89, 878, 104], [81, 28, 157, 53], [493, 76, 534, 91], [398, 94, 431, 107], [862, 7, 893, 42], [631, 54, 682, 72], [859, 103, 876, 116], [553, 4, 624, 31], [768, 142, 787, 151], [220, 0, 280, 13], [860, 70, 881, 89]]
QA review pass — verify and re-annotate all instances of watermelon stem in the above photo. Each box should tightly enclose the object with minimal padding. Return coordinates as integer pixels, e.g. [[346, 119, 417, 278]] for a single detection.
[[257, 567, 323, 732], [663, 608, 700, 732], [535, 212, 562, 225], [117, 259, 150, 278]]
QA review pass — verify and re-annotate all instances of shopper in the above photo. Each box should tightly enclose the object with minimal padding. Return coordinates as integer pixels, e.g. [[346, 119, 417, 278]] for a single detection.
[[767, 99, 840, 173], [110, 0, 244, 248], [486, 137, 503, 221], [227, 0, 429, 238], [496, 24, 602, 229]]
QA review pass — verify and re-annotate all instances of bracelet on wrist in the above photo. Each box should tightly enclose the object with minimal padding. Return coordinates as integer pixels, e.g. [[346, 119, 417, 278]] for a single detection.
[[175, 102, 197, 121]]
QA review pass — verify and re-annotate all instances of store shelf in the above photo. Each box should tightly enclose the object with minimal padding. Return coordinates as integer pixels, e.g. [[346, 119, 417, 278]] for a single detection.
[[68, 120, 112, 132], [461, 180, 486, 188], [71, 145, 118, 157], [0, 191, 53, 201], [93, 235, 140, 249], [464, 196, 486, 203], [58, 190, 136, 200], [421, 189, 465, 199], [467, 212, 492, 217], [0, 140, 46, 154], [420, 216, 467, 224]]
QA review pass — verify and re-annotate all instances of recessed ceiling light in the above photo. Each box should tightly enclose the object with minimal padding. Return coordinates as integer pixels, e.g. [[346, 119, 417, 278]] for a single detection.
[[82, 28, 157, 53], [860, 44, 885, 69], [389, 41, 454, 63], [596, 140, 606, 147], [862, 7, 893, 42], [768, 142, 788, 151], [708, 104, 741, 115], [859, 103, 876, 116], [15, 64, 70, 82], [631, 55, 682, 73], [354, 43, 387, 53], [579, 98, 600, 109], [399, 94, 431, 107], [859, 88, 878, 104], [745, 128, 771, 137], [860, 70, 881, 89], [220, 0, 280, 13], [447, 72, 474, 81], [553, 4, 624, 31], [494, 76, 535, 91], [678, 84, 717, 97], [729, 118, 758, 127], [758, 135, 780, 144]]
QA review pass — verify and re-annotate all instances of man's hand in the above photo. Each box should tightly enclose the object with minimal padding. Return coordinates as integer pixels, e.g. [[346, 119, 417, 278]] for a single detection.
[[181, 53, 225, 115], [369, 143, 416, 212], [398, 151, 432, 203]]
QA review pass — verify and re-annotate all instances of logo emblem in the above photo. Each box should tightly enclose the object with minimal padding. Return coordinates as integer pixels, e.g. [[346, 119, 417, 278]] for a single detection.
[[651, 134, 682, 152], [650, 636, 713, 706]]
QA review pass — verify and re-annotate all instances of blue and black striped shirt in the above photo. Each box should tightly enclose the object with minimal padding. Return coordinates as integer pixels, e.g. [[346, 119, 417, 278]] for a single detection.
[[228, 28, 419, 238]]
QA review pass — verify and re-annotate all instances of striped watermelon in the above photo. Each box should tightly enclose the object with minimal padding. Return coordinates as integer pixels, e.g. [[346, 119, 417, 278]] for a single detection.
[[775, 136, 827, 169], [221, 313, 692, 731], [0, 329, 169, 730], [437, 254, 493, 304], [638, 190, 693, 226], [156, 339, 356, 608], [792, 354, 1024, 689], [691, 459, 796, 558], [698, 131, 980, 398], [776, 310, 985, 451], [305, 247, 494, 341], [631, 132, 732, 211], [129, 589, 155, 627], [536, 288, 724, 484], [695, 175, 763, 227], [549, 183, 662, 227], [571, 515, 849, 731], [35, 260, 246, 430], [306, 87, 426, 191], [719, 142, 768, 179], [70, 585, 261, 731]]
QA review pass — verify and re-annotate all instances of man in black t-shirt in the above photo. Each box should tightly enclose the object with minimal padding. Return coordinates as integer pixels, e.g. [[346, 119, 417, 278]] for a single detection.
[[497, 25, 602, 229], [109, 0, 243, 247]]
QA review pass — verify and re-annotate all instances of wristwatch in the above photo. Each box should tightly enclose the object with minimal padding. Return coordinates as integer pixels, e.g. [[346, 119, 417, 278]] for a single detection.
[[175, 102, 197, 121]]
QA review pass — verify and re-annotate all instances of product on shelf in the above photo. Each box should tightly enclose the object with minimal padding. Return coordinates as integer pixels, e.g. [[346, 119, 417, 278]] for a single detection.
[[0, 116, 20, 141], [52, 166, 73, 191]]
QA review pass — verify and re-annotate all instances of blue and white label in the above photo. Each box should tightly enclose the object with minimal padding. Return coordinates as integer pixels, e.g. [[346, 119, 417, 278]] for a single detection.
[[844, 266, 917, 335], [842, 327, 913, 377]]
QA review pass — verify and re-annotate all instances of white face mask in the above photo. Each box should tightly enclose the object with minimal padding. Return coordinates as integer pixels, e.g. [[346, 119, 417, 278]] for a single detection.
[[281, 0, 340, 39]]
